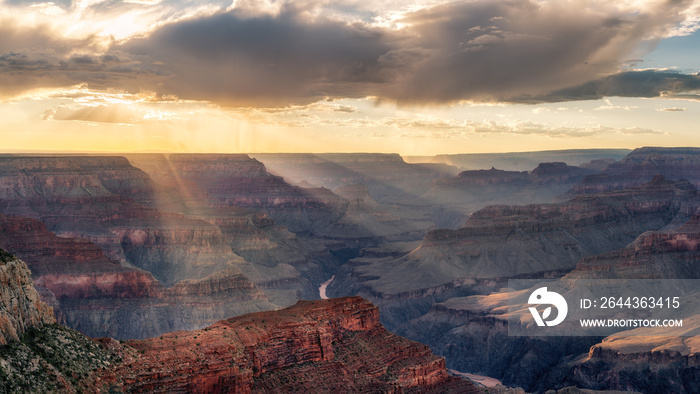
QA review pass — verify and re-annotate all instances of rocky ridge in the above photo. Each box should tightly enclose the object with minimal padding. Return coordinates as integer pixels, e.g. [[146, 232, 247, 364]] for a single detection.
[[430, 149, 630, 171], [424, 162, 597, 213]]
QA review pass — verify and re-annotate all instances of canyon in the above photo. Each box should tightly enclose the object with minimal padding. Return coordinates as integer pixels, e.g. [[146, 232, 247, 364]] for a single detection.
[[329, 175, 696, 328], [1, 147, 699, 392]]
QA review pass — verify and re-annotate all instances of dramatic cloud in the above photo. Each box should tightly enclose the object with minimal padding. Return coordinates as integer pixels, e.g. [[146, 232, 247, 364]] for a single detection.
[[120, 6, 394, 106], [2, 0, 700, 105], [116, 0, 700, 105]]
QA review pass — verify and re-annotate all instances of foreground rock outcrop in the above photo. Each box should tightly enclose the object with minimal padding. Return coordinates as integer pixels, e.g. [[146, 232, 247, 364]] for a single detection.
[[0, 250, 54, 345], [99, 296, 476, 393]]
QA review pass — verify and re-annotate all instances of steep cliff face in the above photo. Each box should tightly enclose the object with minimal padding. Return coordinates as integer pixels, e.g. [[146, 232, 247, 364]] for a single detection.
[[126, 153, 443, 306], [541, 330, 700, 394], [99, 296, 477, 393], [395, 300, 599, 391], [0, 253, 117, 391], [126, 153, 352, 305], [0, 249, 54, 345], [0, 269, 474, 394], [568, 214, 700, 280]]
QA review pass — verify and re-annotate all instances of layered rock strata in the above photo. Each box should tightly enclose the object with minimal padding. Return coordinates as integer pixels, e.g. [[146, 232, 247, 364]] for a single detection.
[[0, 214, 274, 339], [425, 162, 597, 210], [97, 296, 477, 393], [398, 211, 700, 393], [568, 147, 700, 197], [330, 177, 696, 328]]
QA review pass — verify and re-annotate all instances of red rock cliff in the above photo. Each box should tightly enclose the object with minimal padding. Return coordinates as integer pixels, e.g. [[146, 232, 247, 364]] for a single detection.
[[100, 297, 477, 393]]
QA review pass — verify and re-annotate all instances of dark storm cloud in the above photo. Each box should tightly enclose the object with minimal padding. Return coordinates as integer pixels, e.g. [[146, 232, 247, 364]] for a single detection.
[[511, 70, 700, 103], [119, 6, 394, 106], [380, 0, 696, 103]]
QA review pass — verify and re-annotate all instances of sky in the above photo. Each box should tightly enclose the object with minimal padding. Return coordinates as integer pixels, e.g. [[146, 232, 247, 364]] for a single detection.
[[1, 0, 699, 155]]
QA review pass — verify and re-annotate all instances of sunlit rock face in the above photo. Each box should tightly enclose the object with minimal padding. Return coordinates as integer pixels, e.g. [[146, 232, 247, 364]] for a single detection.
[[124, 153, 353, 306], [98, 297, 478, 393], [125, 153, 445, 305], [127, 153, 350, 234], [0, 156, 281, 338], [0, 249, 55, 346], [0, 275, 476, 393]]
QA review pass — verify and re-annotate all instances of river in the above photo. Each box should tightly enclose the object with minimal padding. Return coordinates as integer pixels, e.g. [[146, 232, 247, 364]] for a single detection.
[[319, 275, 335, 299]]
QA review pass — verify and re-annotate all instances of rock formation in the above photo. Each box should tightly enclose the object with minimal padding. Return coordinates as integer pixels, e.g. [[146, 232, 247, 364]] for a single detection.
[[397, 207, 700, 393], [567, 147, 700, 197], [252, 152, 458, 202], [424, 162, 597, 210], [127, 153, 349, 234], [430, 149, 630, 171], [0, 249, 54, 345], [98, 296, 477, 393], [0, 213, 274, 339]]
